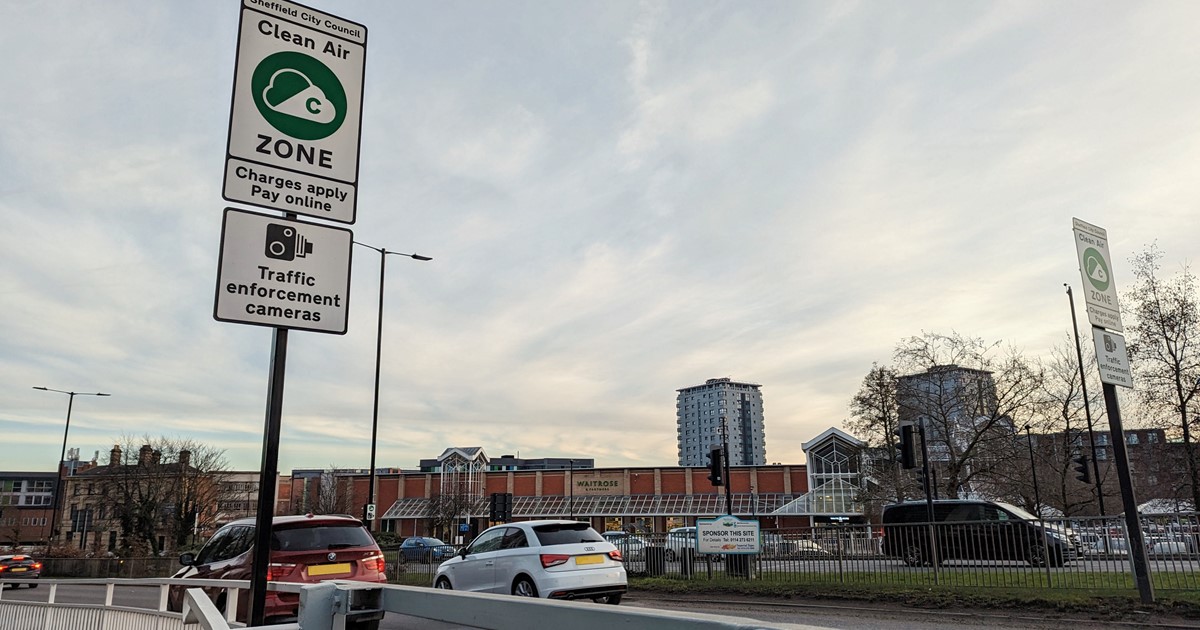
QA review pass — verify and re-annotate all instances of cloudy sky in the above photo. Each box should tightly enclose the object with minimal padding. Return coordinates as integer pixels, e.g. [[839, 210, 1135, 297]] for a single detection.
[[2, 1, 1197, 475]]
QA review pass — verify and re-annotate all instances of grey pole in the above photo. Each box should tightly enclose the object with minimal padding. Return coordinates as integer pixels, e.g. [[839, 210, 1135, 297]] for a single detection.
[[1065, 285, 1106, 514], [33, 387, 109, 542], [352, 242, 432, 531]]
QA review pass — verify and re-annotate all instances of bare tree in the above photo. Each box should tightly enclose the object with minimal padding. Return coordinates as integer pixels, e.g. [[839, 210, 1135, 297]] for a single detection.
[[893, 332, 1043, 500], [310, 467, 356, 516], [425, 485, 478, 542], [845, 363, 913, 508], [1021, 340, 1114, 516], [1124, 244, 1200, 510], [89, 436, 230, 556]]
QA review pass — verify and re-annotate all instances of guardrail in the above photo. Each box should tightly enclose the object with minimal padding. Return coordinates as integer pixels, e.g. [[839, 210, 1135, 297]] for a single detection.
[[0, 578, 816, 630]]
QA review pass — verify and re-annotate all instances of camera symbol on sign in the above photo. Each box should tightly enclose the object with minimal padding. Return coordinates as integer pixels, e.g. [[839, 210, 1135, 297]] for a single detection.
[[1103, 334, 1117, 353], [265, 223, 313, 261]]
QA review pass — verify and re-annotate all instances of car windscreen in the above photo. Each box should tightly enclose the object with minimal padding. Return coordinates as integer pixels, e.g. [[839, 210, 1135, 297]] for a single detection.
[[272, 524, 375, 551], [995, 502, 1038, 521], [532, 523, 605, 546]]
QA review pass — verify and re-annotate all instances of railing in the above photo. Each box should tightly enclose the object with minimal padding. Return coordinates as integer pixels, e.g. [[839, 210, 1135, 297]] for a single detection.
[[0, 578, 810, 630], [27, 512, 1200, 597], [602, 513, 1199, 592]]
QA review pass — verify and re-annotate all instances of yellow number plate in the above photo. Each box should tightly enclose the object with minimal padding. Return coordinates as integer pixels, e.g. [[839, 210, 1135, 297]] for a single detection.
[[307, 562, 352, 576], [575, 555, 604, 565], [10, 568, 27, 572]]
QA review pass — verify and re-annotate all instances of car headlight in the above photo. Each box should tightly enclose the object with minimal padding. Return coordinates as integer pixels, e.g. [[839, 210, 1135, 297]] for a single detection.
[[1044, 530, 1066, 542]]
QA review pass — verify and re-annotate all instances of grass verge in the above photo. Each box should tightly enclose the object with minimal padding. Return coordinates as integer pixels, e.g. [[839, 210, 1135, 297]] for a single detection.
[[630, 575, 1200, 621]]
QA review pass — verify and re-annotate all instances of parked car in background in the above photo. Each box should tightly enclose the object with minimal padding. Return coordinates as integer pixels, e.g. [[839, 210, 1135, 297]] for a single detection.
[[664, 526, 696, 561], [434, 519, 626, 604], [760, 533, 830, 558], [398, 536, 456, 563], [1146, 534, 1195, 555], [0, 554, 41, 587], [170, 514, 387, 625], [601, 531, 647, 561]]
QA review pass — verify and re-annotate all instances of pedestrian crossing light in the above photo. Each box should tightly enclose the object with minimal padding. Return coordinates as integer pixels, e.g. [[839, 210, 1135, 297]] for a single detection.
[[707, 447, 724, 486], [1072, 454, 1091, 484]]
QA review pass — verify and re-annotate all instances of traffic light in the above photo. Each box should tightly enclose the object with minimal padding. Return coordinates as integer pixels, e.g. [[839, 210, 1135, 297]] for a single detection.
[[1072, 454, 1091, 484], [895, 425, 916, 469], [489, 492, 513, 522], [707, 447, 724, 486]]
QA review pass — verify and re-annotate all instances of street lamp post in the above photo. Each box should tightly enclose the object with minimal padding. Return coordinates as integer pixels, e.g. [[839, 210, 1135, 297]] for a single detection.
[[568, 459, 575, 520], [33, 387, 110, 543], [352, 242, 431, 530]]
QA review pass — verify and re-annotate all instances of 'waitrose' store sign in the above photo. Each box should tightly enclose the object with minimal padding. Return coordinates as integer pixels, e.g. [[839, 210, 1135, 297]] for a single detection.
[[572, 474, 624, 496]]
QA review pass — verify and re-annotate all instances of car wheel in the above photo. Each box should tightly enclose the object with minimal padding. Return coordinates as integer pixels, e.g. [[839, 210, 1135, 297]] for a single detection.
[[592, 593, 622, 605], [902, 540, 926, 564], [434, 577, 452, 590], [1027, 543, 1049, 567], [902, 545, 925, 567], [28, 582, 38, 589], [512, 576, 538, 598], [664, 549, 677, 562]]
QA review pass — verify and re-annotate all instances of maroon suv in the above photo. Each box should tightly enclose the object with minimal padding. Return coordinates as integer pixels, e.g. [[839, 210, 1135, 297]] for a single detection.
[[171, 514, 387, 623]]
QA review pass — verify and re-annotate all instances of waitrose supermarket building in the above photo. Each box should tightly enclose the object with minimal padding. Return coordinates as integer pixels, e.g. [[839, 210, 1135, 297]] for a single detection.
[[281, 427, 865, 540]]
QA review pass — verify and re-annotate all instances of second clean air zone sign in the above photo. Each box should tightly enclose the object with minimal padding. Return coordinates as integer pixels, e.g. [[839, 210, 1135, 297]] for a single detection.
[[224, 0, 366, 224]]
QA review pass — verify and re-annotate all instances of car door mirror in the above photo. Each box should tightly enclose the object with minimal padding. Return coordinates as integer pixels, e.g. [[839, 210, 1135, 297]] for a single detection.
[[179, 552, 196, 566], [459, 547, 469, 558]]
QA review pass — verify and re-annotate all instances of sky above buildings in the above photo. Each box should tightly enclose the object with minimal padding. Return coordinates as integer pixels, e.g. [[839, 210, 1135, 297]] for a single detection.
[[2, 1, 1197, 475]]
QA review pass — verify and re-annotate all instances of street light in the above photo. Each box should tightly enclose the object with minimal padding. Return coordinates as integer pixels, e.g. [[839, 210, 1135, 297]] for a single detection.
[[352, 241, 432, 530], [33, 386, 110, 542], [568, 459, 575, 521]]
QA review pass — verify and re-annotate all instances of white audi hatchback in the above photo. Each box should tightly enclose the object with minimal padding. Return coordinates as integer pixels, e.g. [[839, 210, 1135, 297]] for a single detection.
[[433, 520, 627, 604]]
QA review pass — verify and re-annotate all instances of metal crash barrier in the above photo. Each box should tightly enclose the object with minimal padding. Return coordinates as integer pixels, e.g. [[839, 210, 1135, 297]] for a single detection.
[[0, 578, 817, 630]]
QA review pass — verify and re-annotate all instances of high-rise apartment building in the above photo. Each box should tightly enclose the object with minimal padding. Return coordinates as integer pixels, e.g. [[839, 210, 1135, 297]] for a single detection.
[[676, 378, 767, 467]]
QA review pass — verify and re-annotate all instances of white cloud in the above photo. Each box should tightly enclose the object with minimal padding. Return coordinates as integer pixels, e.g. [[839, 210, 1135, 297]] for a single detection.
[[2, 1, 1200, 476]]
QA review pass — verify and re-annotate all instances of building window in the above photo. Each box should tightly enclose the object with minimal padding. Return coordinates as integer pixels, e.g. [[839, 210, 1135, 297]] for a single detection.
[[1127, 433, 1139, 445]]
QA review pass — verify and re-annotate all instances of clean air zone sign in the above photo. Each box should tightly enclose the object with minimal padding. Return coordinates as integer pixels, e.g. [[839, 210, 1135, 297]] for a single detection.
[[1072, 218, 1123, 332], [224, 0, 366, 224]]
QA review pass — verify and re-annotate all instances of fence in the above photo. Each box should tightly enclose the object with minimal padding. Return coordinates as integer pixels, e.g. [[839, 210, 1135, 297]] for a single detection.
[[605, 513, 1200, 591], [41, 556, 179, 579], [35, 513, 1200, 595]]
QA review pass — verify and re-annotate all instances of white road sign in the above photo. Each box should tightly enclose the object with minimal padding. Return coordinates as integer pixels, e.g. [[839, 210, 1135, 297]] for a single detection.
[[223, 0, 366, 224], [1072, 218, 1123, 332], [1092, 328, 1133, 388], [214, 208, 352, 334], [696, 515, 761, 555]]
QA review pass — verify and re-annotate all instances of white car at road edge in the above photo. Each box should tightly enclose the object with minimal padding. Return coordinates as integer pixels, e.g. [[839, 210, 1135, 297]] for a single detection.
[[433, 520, 627, 604]]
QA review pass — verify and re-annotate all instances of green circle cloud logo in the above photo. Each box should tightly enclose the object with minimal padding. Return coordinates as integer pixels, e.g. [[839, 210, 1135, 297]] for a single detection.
[[1083, 247, 1111, 292], [252, 51, 346, 141]]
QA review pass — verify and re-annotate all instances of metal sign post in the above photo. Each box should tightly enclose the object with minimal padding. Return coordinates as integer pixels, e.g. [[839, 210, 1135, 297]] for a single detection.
[[1071, 217, 1153, 604], [217, 1, 367, 624]]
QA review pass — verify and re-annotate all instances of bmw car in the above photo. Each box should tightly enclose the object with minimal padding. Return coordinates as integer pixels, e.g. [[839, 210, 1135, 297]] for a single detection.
[[433, 520, 626, 604], [0, 555, 42, 588]]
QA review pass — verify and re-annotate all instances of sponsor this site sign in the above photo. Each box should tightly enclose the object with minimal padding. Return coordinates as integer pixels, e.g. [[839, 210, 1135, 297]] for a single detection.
[[214, 208, 352, 334], [224, 0, 367, 224], [696, 515, 760, 555]]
